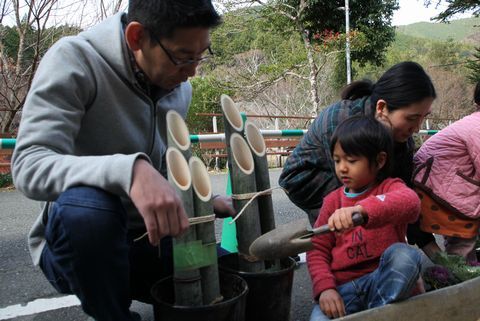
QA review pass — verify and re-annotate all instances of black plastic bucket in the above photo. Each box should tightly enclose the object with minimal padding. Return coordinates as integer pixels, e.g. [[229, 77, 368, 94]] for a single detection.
[[151, 271, 248, 321], [219, 254, 296, 321]]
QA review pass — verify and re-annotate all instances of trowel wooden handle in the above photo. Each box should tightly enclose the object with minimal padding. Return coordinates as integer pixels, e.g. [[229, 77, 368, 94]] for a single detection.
[[311, 212, 364, 236]]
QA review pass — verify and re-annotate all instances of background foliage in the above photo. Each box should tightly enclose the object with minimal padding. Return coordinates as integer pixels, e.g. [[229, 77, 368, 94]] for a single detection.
[[0, 1, 479, 170]]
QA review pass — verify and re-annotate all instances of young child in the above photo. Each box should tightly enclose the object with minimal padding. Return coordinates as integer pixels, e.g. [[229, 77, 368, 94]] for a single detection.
[[413, 82, 480, 265], [307, 115, 423, 321]]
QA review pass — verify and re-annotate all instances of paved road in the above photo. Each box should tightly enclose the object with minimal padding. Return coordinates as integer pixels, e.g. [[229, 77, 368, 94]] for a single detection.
[[0, 169, 314, 321]]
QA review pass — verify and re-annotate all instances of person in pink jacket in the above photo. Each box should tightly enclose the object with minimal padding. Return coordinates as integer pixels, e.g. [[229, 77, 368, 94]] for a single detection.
[[307, 116, 422, 321], [413, 82, 480, 265]]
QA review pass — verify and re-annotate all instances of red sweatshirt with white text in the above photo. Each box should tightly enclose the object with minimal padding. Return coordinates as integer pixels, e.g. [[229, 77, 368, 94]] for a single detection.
[[306, 178, 420, 299]]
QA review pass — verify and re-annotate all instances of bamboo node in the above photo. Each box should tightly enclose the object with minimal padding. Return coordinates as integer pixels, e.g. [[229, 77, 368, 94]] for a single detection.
[[230, 186, 286, 224], [133, 215, 216, 242]]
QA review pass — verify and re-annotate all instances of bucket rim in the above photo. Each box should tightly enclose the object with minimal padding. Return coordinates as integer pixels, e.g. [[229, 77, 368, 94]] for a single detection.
[[151, 272, 249, 311], [219, 256, 297, 278]]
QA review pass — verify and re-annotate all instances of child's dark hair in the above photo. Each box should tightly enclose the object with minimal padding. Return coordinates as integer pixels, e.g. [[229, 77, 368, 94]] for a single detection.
[[330, 115, 393, 182]]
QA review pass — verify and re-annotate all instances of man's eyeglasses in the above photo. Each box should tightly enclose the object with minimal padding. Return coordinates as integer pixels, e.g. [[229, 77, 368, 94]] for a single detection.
[[148, 31, 214, 67]]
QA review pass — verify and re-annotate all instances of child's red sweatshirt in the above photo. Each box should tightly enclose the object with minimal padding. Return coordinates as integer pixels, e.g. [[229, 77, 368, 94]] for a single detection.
[[306, 178, 420, 299]]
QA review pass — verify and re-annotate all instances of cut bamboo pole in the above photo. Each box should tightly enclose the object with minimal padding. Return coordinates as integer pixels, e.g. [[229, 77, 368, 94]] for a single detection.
[[220, 94, 244, 253], [166, 147, 202, 306], [221, 94, 244, 142], [221, 94, 244, 183], [166, 110, 192, 159], [229, 133, 265, 272], [244, 121, 276, 234], [189, 156, 223, 305], [245, 121, 281, 270]]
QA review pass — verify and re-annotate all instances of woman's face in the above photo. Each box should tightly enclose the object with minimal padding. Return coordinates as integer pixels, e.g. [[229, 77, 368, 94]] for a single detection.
[[375, 97, 433, 142]]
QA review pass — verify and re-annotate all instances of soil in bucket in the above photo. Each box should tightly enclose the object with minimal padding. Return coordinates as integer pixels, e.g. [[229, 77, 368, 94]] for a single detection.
[[151, 271, 248, 321], [219, 254, 296, 321]]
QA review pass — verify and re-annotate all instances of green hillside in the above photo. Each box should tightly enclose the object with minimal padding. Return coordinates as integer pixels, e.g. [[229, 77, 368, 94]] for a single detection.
[[396, 16, 480, 43]]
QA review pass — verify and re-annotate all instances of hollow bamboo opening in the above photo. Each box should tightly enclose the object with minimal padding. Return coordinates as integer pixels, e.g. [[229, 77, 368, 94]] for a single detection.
[[221, 94, 243, 131], [245, 121, 266, 157], [189, 156, 212, 202], [230, 133, 254, 175], [166, 110, 191, 150], [166, 147, 191, 191]]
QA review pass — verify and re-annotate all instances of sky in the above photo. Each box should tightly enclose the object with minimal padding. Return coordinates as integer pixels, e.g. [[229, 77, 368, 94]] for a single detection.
[[392, 0, 472, 26]]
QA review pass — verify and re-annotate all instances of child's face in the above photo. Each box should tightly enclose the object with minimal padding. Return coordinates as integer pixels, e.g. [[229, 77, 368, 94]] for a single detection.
[[333, 142, 378, 193]]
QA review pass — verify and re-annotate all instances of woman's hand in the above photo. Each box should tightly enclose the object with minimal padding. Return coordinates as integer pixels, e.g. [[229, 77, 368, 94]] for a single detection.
[[212, 195, 236, 218], [328, 205, 365, 232], [319, 289, 346, 318]]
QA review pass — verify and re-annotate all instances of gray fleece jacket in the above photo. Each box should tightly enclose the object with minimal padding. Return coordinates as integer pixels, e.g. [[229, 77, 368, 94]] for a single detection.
[[12, 13, 192, 265]]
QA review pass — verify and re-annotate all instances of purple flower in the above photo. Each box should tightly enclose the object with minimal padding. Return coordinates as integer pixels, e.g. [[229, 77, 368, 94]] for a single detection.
[[424, 265, 457, 289]]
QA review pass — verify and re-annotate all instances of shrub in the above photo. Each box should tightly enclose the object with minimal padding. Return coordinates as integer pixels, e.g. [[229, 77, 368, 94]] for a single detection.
[[0, 172, 13, 188]]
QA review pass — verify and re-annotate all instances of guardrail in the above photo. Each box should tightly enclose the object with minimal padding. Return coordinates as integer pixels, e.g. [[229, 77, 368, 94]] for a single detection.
[[0, 130, 439, 173], [0, 129, 438, 149]]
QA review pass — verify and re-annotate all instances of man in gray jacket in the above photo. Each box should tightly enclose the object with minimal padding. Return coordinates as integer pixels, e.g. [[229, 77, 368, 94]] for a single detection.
[[11, 1, 232, 320]]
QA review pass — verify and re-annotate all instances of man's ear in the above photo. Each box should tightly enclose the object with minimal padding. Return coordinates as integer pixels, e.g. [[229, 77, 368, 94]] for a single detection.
[[376, 152, 387, 170], [125, 22, 147, 51]]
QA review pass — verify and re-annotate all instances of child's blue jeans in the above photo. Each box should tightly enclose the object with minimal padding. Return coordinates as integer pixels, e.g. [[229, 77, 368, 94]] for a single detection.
[[310, 243, 422, 321], [39, 186, 174, 321]]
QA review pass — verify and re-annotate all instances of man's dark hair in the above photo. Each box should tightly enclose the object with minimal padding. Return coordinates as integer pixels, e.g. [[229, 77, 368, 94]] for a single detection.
[[330, 115, 394, 182], [128, 0, 222, 40], [341, 61, 436, 113]]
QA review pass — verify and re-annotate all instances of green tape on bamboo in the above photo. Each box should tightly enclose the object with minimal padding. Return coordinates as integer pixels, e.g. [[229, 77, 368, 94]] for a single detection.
[[173, 240, 217, 271], [221, 172, 238, 252], [219, 111, 246, 254]]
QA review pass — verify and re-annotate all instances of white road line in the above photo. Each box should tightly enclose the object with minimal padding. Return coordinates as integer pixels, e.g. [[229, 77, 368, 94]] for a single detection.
[[0, 295, 80, 320]]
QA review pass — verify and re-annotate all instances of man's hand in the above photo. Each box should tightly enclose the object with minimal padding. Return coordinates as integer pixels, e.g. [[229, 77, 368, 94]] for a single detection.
[[130, 159, 189, 246], [212, 195, 236, 218], [328, 205, 365, 232], [319, 289, 346, 319]]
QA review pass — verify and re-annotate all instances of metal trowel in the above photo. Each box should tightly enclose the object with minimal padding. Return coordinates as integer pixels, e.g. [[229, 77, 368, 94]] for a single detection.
[[249, 213, 364, 260]]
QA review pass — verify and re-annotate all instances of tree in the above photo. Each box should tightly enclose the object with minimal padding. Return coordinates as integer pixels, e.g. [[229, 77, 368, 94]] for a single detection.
[[215, 0, 397, 115], [0, 0, 65, 134], [0, 0, 126, 134], [424, 0, 480, 22], [466, 47, 480, 83]]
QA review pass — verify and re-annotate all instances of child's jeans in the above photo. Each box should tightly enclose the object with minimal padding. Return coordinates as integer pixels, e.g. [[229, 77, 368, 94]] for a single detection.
[[310, 243, 422, 321]]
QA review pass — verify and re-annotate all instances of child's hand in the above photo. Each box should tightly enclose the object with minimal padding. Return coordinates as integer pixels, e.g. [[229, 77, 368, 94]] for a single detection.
[[319, 289, 345, 318], [328, 205, 364, 232]]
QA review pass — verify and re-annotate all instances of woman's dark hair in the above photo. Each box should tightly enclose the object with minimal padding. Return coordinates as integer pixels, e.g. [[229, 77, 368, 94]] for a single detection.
[[474, 82, 480, 107], [341, 61, 436, 113], [128, 0, 222, 40], [330, 115, 394, 182]]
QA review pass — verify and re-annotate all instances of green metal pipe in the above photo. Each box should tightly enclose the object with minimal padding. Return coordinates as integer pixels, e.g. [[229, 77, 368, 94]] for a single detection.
[[0, 139, 16, 149], [0, 130, 440, 149]]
